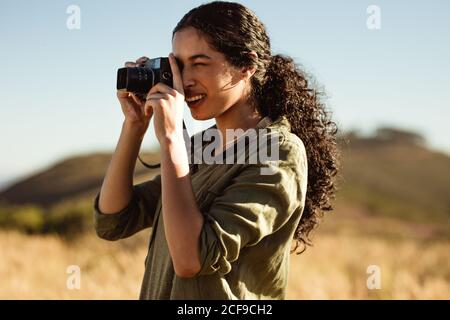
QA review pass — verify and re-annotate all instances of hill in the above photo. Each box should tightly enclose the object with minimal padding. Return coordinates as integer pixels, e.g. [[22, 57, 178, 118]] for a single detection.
[[0, 152, 161, 207], [0, 127, 448, 234]]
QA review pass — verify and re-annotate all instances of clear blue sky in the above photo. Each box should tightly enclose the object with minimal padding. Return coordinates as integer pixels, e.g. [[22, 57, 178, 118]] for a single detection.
[[1, 0, 449, 188]]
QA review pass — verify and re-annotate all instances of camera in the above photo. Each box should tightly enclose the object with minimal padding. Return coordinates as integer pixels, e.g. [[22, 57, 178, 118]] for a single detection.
[[116, 57, 173, 100]]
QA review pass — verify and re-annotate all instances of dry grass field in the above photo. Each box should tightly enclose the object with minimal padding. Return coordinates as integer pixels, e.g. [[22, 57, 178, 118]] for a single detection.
[[1, 206, 448, 300], [1, 137, 449, 299]]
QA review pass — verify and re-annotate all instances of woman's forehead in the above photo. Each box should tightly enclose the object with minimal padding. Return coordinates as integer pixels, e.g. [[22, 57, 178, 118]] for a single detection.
[[172, 27, 216, 60]]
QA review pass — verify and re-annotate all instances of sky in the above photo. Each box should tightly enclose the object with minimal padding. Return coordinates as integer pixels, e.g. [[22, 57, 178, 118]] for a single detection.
[[0, 0, 449, 189]]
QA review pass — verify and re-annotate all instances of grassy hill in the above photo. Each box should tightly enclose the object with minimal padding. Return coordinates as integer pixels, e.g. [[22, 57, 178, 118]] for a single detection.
[[0, 128, 449, 299], [0, 127, 448, 234], [0, 152, 161, 207], [0, 152, 161, 234], [336, 129, 450, 224]]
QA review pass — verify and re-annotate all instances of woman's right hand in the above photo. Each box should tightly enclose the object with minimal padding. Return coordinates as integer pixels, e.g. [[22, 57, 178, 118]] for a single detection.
[[117, 56, 153, 135]]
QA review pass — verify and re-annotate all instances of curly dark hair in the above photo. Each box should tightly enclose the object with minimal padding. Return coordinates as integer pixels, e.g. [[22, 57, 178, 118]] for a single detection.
[[173, 1, 340, 254]]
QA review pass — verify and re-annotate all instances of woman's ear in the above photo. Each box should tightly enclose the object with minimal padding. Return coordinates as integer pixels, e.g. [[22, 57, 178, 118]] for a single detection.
[[241, 51, 258, 80], [247, 51, 258, 61]]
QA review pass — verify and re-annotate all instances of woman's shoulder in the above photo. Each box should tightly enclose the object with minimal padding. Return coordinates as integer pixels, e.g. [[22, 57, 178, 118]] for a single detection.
[[264, 115, 307, 166]]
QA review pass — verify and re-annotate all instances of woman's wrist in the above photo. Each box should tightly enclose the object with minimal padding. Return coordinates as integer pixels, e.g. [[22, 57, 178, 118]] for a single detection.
[[160, 136, 190, 176], [122, 120, 148, 140]]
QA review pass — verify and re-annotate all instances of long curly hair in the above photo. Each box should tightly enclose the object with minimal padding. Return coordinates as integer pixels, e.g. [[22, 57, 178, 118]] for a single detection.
[[173, 1, 340, 254]]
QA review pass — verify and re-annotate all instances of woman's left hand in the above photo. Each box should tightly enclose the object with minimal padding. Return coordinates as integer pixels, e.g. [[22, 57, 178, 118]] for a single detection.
[[145, 53, 185, 146]]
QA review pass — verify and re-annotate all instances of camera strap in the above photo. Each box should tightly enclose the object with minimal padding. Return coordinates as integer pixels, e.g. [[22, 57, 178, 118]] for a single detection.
[[137, 120, 189, 169]]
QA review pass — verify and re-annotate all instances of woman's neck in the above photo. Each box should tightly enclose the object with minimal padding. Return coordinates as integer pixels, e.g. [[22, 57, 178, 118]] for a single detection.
[[214, 100, 263, 150]]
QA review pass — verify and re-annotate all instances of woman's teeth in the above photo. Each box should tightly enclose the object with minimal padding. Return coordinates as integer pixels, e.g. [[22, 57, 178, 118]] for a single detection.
[[185, 94, 206, 102]]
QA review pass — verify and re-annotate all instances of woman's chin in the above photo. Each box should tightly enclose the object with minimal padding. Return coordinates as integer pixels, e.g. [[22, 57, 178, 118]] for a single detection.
[[190, 110, 210, 121]]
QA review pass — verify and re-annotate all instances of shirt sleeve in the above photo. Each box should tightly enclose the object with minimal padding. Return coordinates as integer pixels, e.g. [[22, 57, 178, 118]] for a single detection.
[[93, 174, 161, 241], [196, 141, 306, 276]]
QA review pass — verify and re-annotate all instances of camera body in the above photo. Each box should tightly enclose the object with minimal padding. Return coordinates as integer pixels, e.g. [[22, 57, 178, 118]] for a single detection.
[[116, 57, 173, 100]]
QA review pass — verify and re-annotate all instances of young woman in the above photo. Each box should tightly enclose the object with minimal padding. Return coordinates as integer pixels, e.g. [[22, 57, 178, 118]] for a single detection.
[[94, 1, 339, 299]]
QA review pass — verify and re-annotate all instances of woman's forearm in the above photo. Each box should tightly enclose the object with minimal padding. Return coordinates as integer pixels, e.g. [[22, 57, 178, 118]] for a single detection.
[[160, 136, 204, 278], [98, 121, 145, 214]]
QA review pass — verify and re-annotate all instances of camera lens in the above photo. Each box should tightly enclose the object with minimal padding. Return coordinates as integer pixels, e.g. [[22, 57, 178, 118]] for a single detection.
[[116, 67, 155, 94]]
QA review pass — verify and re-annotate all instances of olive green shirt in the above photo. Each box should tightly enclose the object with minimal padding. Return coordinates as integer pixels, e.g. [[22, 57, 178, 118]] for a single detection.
[[93, 115, 308, 300]]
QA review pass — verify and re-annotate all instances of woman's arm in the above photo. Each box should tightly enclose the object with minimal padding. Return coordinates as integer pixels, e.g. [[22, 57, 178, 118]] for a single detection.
[[98, 120, 145, 214], [99, 57, 153, 213], [160, 137, 203, 278]]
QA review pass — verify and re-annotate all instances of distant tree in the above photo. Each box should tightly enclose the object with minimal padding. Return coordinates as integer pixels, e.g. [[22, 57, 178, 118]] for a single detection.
[[375, 127, 426, 146]]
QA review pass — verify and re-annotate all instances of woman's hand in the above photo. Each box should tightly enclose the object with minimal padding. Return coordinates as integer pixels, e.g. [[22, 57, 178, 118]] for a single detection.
[[117, 56, 154, 136], [144, 53, 185, 146]]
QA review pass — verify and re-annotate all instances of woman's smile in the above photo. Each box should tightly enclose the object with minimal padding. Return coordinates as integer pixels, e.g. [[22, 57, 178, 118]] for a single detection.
[[185, 94, 207, 108]]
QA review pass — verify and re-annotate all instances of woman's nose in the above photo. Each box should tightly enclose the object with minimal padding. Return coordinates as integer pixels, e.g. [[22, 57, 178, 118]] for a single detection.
[[181, 71, 196, 88], [183, 77, 195, 88]]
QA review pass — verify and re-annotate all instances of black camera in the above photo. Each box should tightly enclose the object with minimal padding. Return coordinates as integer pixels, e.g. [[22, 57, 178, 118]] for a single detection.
[[116, 57, 173, 100]]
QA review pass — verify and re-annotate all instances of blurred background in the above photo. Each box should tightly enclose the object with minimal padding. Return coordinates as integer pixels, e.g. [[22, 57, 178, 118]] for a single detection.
[[0, 0, 449, 299]]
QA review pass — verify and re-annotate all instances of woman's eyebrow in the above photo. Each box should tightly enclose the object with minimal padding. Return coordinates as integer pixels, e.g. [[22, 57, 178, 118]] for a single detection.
[[174, 54, 211, 67], [188, 54, 212, 61]]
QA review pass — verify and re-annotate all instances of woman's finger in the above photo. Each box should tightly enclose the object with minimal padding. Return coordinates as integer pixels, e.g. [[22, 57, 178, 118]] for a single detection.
[[148, 83, 177, 96], [168, 53, 184, 95], [144, 96, 159, 112], [146, 92, 170, 101], [136, 56, 149, 66], [144, 104, 153, 118], [117, 90, 129, 99], [143, 97, 158, 117], [124, 61, 137, 67], [129, 93, 143, 107]]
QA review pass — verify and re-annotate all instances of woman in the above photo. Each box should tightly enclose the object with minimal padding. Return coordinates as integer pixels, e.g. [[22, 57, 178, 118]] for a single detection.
[[94, 1, 339, 299]]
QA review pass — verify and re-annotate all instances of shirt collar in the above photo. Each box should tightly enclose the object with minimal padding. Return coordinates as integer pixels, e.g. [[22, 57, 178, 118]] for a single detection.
[[210, 115, 290, 132]]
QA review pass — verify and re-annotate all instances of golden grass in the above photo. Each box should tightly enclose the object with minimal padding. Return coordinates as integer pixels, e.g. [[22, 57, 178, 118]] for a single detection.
[[0, 213, 449, 299], [0, 230, 150, 299], [287, 235, 450, 299]]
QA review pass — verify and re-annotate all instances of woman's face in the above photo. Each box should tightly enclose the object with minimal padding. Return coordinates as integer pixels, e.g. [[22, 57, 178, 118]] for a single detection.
[[172, 27, 249, 120]]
